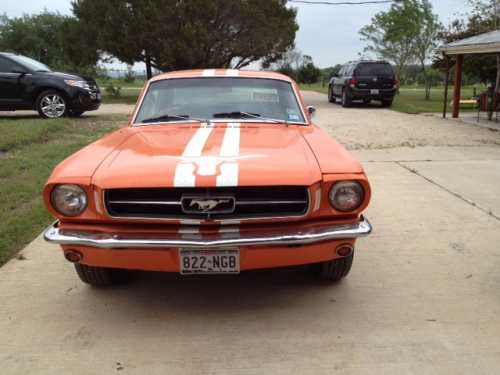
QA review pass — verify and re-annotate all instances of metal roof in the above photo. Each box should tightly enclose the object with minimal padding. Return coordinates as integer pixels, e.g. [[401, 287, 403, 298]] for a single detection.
[[440, 29, 500, 55]]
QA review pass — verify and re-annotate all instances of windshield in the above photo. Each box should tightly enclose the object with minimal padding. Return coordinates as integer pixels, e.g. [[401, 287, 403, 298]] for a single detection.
[[134, 77, 306, 125], [355, 63, 394, 77], [11, 55, 52, 72]]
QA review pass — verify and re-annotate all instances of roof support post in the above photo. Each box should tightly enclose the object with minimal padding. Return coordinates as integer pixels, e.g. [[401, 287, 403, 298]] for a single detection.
[[452, 54, 464, 118], [443, 55, 451, 118]]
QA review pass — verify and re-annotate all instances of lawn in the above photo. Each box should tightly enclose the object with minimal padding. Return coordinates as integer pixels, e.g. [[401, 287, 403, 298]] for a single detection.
[[0, 114, 126, 266], [98, 78, 144, 104], [300, 83, 481, 114]]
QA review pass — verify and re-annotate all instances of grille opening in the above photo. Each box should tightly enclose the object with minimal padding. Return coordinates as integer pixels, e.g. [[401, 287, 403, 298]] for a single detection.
[[105, 186, 309, 220]]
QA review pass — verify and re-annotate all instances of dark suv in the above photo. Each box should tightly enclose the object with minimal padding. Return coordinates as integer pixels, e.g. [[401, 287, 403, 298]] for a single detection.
[[0, 52, 101, 118], [328, 60, 397, 108]]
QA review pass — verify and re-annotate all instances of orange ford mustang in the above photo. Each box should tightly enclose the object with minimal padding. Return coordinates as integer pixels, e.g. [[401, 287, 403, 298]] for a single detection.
[[43, 69, 372, 286]]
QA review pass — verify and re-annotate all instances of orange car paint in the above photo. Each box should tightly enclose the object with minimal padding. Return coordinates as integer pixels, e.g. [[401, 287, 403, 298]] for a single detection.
[[43, 69, 371, 272]]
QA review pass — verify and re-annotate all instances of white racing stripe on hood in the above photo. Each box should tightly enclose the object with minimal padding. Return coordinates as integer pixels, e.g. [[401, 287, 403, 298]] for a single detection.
[[217, 123, 240, 187], [174, 126, 213, 187], [202, 69, 216, 76]]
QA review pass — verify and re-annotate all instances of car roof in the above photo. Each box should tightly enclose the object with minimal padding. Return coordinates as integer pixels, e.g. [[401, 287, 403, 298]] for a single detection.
[[149, 69, 294, 83], [347, 60, 391, 65]]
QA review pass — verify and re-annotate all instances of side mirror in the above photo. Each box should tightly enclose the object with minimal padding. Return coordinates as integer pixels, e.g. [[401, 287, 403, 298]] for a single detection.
[[307, 106, 316, 117]]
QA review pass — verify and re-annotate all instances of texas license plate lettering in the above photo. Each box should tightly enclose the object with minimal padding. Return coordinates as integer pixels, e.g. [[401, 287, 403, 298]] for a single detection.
[[370, 89, 379, 95], [179, 249, 240, 274]]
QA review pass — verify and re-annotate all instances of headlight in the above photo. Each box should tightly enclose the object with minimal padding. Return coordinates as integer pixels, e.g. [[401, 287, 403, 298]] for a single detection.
[[329, 181, 364, 212], [51, 184, 88, 216], [64, 79, 90, 90]]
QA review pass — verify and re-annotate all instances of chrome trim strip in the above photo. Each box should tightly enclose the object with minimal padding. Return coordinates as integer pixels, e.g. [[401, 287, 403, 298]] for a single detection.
[[108, 200, 181, 205], [235, 200, 307, 205], [108, 200, 307, 206], [44, 216, 372, 249]]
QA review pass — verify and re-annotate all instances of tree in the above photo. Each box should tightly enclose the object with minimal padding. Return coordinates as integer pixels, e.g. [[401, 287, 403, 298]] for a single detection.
[[414, 1, 442, 71], [417, 68, 442, 99], [73, 0, 298, 78], [468, 0, 500, 91], [360, 0, 442, 99], [434, 1, 499, 89], [296, 55, 321, 83], [359, 0, 423, 76], [0, 12, 98, 73]]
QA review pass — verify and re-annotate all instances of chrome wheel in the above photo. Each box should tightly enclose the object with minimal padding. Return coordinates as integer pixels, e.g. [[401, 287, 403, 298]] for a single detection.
[[40, 94, 66, 118]]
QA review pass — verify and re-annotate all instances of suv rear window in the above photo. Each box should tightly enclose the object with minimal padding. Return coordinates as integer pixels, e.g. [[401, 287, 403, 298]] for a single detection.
[[355, 63, 394, 77]]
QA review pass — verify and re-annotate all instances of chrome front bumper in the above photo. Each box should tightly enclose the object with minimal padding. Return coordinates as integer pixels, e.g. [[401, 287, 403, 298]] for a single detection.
[[44, 216, 372, 249]]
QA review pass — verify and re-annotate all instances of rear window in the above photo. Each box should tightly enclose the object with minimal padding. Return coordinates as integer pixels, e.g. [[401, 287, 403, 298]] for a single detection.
[[355, 63, 394, 77]]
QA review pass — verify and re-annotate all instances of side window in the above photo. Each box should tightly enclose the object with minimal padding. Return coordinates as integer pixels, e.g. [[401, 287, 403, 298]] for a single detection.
[[339, 66, 346, 76], [0, 57, 20, 73]]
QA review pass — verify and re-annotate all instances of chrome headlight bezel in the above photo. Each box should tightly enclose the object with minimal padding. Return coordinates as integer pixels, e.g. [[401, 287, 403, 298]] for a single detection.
[[51, 184, 88, 217], [329, 181, 364, 212], [64, 79, 91, 90]]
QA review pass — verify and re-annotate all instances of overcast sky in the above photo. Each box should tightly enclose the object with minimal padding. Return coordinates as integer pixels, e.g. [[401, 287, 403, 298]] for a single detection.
[[0, 0, 471, 68]]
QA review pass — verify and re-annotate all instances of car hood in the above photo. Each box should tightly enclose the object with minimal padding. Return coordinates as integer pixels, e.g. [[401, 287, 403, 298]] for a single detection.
[[91, 123, 323, 189], [38, 71, 95, 82]]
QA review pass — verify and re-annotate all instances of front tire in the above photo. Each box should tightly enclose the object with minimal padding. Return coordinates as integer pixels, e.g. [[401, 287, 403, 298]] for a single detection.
[[328, 86, 335, 103], [69, 110, 85, 117], [381, 99, 393, 107], [341, 89, 352, 108], [36, 90, 68, 119], [74, 264, 122, 287], [317, 253, 354, 282]]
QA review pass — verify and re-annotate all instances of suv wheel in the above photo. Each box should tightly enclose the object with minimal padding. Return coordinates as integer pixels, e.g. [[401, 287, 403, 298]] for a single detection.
[[382, 99, 393, 108], [69, 110, 85, 117], [36, 90, 68, 119], [341, 89, 352, 108], [328, 86, 335, 103], [316, 253, 354, 282]]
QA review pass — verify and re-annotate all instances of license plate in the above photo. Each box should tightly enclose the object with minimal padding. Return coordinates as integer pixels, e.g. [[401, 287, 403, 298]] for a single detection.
[[179, 249, 240, 275], [370, 89, 380, 95]]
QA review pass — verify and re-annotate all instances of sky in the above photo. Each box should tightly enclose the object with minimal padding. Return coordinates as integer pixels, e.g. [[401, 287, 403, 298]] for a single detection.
[[0, 0, 472, 69]]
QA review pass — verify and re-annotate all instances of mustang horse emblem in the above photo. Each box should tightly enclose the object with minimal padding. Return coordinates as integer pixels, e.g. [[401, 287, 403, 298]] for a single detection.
[[189, 199, 230, 212]]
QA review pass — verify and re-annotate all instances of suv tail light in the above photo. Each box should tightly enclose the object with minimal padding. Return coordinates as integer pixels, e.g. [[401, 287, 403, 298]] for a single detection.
[[349, 78, 358, 88], [394, 78, 400, 89]]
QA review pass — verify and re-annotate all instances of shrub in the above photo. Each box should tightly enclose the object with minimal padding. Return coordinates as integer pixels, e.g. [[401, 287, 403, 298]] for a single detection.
[[105, 83, 121, 98]]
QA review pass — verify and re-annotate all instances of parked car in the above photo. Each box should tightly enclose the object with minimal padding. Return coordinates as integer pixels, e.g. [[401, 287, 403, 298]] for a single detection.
[[43, 69, 372, 286], [328, 60, 398, 107], [0, 52, 101, 118]]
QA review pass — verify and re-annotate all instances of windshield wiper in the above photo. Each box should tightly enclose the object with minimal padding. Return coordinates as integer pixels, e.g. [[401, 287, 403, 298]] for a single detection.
[[140, 114, 210, 125], [212, 111, 286, 124]]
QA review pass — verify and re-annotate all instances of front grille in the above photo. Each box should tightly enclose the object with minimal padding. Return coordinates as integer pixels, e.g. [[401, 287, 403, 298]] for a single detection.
[[104, 186, 309, 220]]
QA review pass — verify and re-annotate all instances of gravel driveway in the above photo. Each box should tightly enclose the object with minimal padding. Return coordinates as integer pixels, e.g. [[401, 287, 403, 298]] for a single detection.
[[1, 91, 500, 375]]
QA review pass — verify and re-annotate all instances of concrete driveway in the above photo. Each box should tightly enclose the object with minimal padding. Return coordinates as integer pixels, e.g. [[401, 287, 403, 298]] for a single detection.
[[2, 92, 500, 374]]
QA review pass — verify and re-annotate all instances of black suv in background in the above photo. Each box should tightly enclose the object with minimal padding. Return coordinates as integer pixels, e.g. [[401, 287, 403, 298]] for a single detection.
[[328, 60, 398, 108], [0, 52, 101, 118]]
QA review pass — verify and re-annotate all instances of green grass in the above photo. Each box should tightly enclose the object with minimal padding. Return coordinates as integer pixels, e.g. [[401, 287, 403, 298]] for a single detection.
[[0, 114, 126, 266], [96, 77, 144, 104], [300, 83, 481, 114]]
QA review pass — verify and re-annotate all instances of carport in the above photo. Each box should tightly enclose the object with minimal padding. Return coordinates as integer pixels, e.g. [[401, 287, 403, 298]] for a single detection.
[[440, 29, 500, 119]]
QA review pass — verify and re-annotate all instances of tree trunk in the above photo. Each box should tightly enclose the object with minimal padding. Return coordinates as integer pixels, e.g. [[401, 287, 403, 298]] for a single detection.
[[145, 52, 153, 80]]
